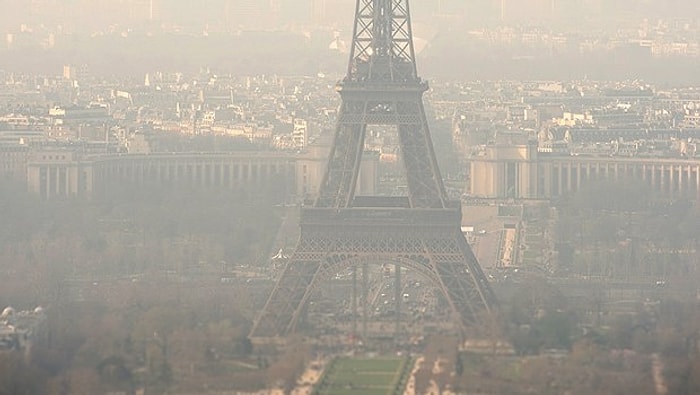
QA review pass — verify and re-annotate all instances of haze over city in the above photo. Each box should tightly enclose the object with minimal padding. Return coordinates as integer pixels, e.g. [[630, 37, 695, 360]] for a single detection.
[[1, 0, 699, 81], [2, 1, 699, 27], [1, 1, 700, 394]]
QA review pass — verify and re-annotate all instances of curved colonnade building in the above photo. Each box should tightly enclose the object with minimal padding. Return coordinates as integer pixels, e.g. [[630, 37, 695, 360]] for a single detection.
[[25, 149, 379, 202], [470, 142, 700, 201], [19, 145, 700, 203]]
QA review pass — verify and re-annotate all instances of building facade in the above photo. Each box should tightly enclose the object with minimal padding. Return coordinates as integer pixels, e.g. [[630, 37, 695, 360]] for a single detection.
[[470, 140, 540, 199], [0, 145, 30, 181], [26, 149, 379, 202], [470, 143, 700, 201]]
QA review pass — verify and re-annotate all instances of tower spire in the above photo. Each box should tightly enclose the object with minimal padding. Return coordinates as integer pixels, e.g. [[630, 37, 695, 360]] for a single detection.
[[347, 0, 418, 83]]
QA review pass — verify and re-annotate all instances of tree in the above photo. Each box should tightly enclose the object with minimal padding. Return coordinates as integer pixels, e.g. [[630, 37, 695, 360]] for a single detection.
[[264, 336, 310, 394], [232, 336, 254, 357], [0, 353, 47, 395], [533, 311, 577, 351], [97, 356, 135, 394]]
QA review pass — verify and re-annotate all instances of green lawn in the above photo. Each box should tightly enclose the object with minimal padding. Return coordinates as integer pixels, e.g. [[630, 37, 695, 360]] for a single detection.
[[526, 242, 545, 250], [220, 359, 258, 373], [316, 357, 408, 395], [498, 205, 523, 217], [522, 250, 540, 260], [321, 390, 388, 395], [334, 358, 403, 372]]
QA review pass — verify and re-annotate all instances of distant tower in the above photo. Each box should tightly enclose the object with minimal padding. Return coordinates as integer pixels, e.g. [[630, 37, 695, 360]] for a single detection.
[[226, 0, 277, 28], [62, 65, 72, 80], [292, 119, 309, 149], [251, 0, 497, 339]]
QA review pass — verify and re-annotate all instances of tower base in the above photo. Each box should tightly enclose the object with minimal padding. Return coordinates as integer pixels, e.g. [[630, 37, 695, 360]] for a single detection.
[[251, 198, 496, 338]]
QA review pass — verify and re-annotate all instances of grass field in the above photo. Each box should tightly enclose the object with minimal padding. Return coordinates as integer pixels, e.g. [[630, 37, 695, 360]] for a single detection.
[[522, 250, 540, 261], [315, 357, 409, 395]]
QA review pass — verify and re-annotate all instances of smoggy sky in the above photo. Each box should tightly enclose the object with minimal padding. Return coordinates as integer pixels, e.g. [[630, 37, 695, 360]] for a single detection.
[[1, 0, 698, 32]]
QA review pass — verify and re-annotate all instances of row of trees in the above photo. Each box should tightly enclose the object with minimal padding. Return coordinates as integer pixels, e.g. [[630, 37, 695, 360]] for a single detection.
[[409, 289, 700, 394], [554, 178, 700, 280], [0, 179, 283, 297], [0, 175, 292, 393]]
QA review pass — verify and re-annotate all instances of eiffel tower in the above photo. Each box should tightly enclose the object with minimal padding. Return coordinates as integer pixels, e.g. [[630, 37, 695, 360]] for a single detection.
[[251, 0, 496, 338]]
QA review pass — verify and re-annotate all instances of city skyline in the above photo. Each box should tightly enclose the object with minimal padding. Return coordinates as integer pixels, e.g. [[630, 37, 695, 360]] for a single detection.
[[1, 1, 700, 394]]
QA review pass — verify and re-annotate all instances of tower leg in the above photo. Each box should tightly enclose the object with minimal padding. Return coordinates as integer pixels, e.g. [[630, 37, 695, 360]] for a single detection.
[[362, 262, 368, 340], [352, 265, 358, 339], [394, 264, 401, 338]]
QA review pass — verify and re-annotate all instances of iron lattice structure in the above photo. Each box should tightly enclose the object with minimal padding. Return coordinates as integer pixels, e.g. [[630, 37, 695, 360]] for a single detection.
[[251, 0, 496, 338]]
